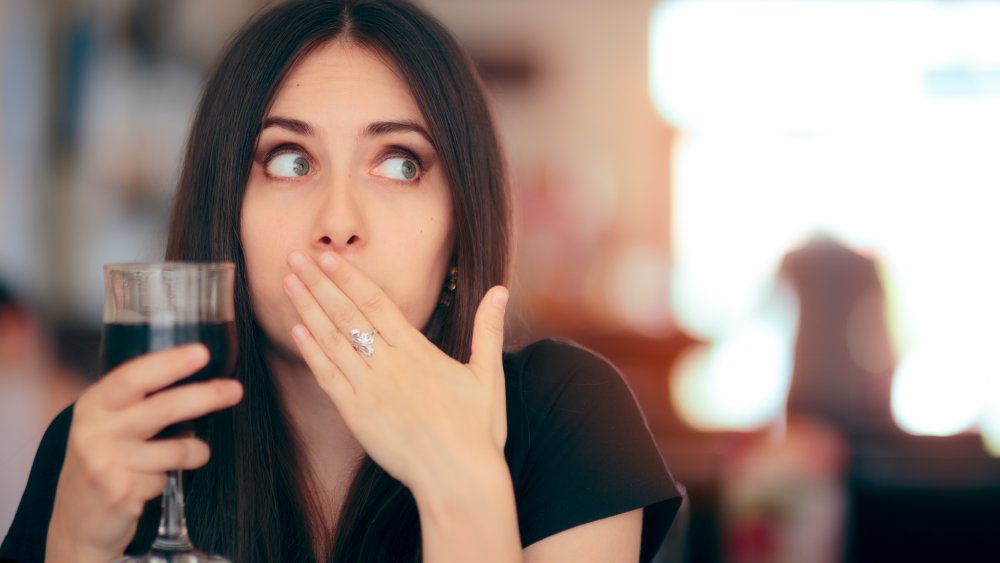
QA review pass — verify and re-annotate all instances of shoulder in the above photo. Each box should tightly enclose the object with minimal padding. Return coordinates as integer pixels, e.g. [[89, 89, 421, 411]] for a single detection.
[[503, 338, 626, 393], [504, 337, 613, 368], [501, 337, 650, 462], [21, 402, 74, 487], [27, 403, 73, 462], [0, 404, 74, 561], [503, 338, 636, 421], [39, 403, 74, 452], [500, 340, 682, 552]]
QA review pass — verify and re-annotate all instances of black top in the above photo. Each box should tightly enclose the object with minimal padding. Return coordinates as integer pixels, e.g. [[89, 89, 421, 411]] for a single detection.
[[2, 338, 682, 562]]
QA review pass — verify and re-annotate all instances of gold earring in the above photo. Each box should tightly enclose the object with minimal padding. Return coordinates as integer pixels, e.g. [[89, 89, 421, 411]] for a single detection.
[[441, 266, 458, 307]]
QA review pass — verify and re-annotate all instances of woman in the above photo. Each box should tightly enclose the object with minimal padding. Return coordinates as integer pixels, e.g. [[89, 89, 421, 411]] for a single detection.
[[1, 1, 681, 561]]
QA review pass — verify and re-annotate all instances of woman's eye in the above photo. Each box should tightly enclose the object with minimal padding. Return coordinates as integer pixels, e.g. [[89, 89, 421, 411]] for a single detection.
[[372, 157, 421, 181], [265, 152, 311, 177]]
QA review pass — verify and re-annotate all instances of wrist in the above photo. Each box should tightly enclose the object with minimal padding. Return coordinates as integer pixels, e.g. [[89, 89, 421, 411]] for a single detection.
[[46, 508, 125, 563], [410, 448, 512, 518], [45, 537, 118, 563]]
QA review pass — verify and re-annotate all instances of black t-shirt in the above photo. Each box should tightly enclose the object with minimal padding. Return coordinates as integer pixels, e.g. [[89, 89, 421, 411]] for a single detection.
[[1, 338, 682, 562]]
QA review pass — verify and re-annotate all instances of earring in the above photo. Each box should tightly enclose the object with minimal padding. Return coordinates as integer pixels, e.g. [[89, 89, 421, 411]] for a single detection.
[[440, 266, 458, 307]]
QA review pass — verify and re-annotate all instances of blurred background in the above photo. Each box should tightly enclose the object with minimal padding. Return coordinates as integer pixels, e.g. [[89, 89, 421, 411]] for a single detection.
[[2, 0, 1000, 561]]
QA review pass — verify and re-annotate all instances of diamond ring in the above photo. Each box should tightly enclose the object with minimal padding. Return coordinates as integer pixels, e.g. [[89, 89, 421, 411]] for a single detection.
[[349, 328, 377, 358]]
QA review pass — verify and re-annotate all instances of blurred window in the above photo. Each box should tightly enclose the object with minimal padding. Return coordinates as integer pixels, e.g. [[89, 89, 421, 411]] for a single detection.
[[651, 0, 1000, 435]]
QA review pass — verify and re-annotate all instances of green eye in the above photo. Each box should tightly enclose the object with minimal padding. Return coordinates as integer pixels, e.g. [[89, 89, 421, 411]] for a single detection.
[[373, 156, 421, 182], [401, 159, 417, 179], [266, 153, 311, 177]]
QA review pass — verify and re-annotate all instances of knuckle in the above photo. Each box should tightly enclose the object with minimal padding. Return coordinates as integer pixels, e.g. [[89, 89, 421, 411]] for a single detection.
[[155, 396, 185, 424], [316, 367, 343, 393], [337, 267, 355, 285], [115, 377, 142, 401], [81, 449, 115, 483], [298, 297, 319, 314], [104, 476, 133, 508], [360, 293, 382, 313], [174, 441, 193, 467], [180, 440, 205, 468], [124, 500, 146, 518], [482, 316, 503, 336], [321, 327, 344, 350], [332, 309, 355, 328], [174, 439, 209, 469], [209, 381, 232, 403]]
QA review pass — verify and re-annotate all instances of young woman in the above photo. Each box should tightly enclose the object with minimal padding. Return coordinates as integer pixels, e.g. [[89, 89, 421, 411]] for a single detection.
[[1, 1, 681, 561]]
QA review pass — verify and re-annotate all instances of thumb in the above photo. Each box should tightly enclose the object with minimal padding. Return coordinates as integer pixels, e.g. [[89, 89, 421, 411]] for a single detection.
[[469, 286, 508, 373]]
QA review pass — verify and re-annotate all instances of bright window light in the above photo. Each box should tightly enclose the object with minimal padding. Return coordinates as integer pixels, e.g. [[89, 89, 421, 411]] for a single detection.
[[891, 338, 994, 437], [652, 0, 1000, 434]]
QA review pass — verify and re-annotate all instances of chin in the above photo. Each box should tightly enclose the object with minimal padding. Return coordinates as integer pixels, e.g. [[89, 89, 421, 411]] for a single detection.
[[263, 332, 308, 367]]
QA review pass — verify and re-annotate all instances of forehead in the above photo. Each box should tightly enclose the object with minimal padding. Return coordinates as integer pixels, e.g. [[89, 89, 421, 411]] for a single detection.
[[267, 40, 424, 126]]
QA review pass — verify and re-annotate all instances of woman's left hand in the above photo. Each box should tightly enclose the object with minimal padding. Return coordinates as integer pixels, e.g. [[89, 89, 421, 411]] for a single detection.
[[282, 250, 509, 495]]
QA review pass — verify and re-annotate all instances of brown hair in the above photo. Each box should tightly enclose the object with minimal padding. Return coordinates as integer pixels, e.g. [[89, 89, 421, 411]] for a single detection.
[[135, 0, 511, 560]]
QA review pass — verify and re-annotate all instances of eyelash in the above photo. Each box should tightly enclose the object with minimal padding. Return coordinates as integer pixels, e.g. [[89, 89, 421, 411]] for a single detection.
[[257, 143, 427, 183]]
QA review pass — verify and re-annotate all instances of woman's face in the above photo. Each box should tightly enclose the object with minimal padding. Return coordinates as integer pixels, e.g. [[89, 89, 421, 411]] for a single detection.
[[241, 40, 454, 358]]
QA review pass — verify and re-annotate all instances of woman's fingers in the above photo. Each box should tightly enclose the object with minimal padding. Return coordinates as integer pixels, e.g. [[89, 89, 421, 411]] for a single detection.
[[134, 473, 170, 501], [128, 438, 212, 472], [284, 272, 371, 375], [287, 250, 413, 346], [120, 378, 243, 439], [96, 344, 211, 411]]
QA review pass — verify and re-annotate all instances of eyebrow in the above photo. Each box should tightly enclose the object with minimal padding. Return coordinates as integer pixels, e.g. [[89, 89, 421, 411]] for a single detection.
[[261, 116, 315, 136], [261, 116, 434, 147]]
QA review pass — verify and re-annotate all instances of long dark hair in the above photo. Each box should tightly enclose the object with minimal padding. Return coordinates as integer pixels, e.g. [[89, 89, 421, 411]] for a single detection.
[[130, 0, 511, 560]]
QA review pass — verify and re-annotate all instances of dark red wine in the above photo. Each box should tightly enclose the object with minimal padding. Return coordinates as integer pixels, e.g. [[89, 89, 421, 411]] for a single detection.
[[100, 321, 237, 436]]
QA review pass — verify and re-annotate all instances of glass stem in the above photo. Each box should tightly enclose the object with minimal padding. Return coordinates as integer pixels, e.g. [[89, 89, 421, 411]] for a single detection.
[[152, 470, 194, 551]]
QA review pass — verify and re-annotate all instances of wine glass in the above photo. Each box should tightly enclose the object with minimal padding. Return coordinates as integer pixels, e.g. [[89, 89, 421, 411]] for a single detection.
[[101, 262, 237, 563]]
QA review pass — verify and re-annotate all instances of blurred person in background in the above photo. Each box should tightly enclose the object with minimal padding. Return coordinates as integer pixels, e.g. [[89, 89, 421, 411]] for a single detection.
[[779, 234, 897, 444], [0, 280, 86, 537], [0, 1, 682, 562]]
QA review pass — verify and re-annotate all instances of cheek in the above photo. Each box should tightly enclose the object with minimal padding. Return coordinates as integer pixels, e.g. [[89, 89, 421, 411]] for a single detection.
[[387, 216, 454, 329], [240, 197, 298, 338]]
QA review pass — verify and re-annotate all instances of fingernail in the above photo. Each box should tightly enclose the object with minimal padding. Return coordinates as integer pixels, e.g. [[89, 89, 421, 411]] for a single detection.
[[491, 287, 509, 309], [292, 324, 310, 343], [189, 344, 209, 366], [319, 253, 338, 271], [284, 273, 304, 294], [223, 380, 243, 400], [288, 251, 308, 271]]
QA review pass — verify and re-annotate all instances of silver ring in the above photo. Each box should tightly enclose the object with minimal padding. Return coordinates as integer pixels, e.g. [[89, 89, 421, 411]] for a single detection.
[[349, 328, 377, 358]]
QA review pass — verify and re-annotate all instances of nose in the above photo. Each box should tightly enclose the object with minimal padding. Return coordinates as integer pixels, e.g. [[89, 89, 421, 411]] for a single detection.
[[311, 175, 366, 252]]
